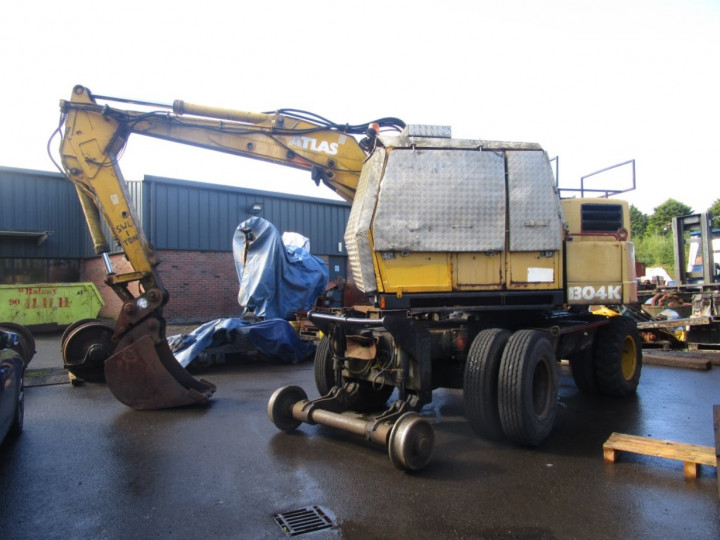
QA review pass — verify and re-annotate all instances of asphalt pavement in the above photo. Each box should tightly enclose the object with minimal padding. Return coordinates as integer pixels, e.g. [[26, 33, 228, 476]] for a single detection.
[[1, 328, 718, 539]]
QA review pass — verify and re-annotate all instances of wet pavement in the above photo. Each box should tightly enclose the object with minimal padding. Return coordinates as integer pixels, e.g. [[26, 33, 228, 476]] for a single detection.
[[1, 330, 718, 539]]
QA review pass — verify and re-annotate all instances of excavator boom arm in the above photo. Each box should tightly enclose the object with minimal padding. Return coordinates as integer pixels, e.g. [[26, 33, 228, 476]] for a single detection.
[[61, 86, 376, 203], [56, 85, 396, 410]]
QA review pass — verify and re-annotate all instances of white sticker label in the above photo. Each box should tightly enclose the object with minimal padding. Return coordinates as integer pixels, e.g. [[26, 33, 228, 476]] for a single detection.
[[110, 194, 120, 205], [568, 285, 622, 302], [528, 267, 554, 282]]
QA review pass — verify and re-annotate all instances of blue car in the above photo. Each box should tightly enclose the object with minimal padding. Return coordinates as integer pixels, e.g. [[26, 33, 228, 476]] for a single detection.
[[0, 330, 24, 444]]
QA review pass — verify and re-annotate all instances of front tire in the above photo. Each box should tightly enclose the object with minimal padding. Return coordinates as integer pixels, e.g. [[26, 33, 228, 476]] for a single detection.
[[593, 316, 642, 397], [498, 330, 558, 446]]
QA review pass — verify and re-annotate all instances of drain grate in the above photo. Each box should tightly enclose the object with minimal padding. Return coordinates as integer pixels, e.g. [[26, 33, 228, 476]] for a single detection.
[[274, 505, 334, 536]]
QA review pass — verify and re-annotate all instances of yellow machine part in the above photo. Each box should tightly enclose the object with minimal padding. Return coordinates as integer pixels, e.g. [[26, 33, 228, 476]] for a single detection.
[[374, 250, 563, 294], [374, 252, 453, 293], [565, 241, 637, 304]]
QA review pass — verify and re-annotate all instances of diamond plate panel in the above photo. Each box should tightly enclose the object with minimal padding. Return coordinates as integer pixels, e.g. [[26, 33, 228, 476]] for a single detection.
[[507, 151, 564, 251], [404, 124, 452, 138], [372, 149, 506, 252], [344, 149, 386, 292]]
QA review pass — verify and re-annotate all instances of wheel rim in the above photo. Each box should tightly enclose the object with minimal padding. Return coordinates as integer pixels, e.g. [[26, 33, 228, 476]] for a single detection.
[[268, 385, 307, 432], [61, 318, 106, 349], [387, 412, 434, 471], [620, 335, 637, 381], [62, 321, 116, 381]]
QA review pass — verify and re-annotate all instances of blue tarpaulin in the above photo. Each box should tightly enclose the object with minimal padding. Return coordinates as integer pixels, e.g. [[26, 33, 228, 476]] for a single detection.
[[168, 318, 315, 367], [232, 217, 329, 320]]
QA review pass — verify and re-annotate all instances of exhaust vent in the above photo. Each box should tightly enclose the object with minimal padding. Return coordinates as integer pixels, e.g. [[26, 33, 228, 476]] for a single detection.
[[581, 203, 623, 233]]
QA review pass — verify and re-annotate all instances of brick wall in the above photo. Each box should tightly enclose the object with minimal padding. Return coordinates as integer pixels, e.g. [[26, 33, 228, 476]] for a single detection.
[[82, 250, 244, 324]]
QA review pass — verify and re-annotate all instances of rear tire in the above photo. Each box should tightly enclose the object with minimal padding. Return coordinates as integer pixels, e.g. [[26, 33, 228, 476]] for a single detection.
[[593, 316, 642, 397], [463, 328, 511, 441], [569, 349, 598, 394], [498, 330, 558, 446]]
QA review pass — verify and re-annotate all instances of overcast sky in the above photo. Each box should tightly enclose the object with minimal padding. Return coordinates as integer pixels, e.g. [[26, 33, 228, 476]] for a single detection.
[[2, 0, 718, 215]]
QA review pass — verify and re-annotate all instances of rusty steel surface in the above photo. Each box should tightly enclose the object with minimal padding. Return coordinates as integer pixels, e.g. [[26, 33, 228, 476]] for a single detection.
[[105, 335, 216, 410]]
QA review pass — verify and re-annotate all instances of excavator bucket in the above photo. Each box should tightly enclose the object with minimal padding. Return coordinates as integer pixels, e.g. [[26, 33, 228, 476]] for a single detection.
[[104, 334, 216, 410]]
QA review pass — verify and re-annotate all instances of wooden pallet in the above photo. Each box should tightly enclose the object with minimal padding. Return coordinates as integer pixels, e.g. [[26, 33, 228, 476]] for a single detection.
[[642, 352, 712, 370], [603, 432, 717, 478]]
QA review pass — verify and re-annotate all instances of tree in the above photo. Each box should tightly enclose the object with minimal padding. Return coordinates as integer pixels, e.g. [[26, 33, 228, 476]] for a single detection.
[[646, 199, 692, 236], [708, 198, 720, 229], [629, 204, 648, 239], [635, 233, 674, 270]]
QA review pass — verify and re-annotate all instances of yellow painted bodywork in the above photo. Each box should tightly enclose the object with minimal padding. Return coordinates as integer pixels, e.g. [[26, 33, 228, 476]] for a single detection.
[[375, 250, 563, 294], [561, 197, 631, 240], [60, 101, 158, 284], [561, 197, 637, 304], [373, 196, 635, 304], [565, 241, 637, 304], [375, 252, 453, 293], [455, 252, 503, 289], [507, 251, 563, 290]]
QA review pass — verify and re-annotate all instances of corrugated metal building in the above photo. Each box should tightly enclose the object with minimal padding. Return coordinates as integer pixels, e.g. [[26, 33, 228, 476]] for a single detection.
[[129, 175, 350, 258], [0, 166, 350, 323]]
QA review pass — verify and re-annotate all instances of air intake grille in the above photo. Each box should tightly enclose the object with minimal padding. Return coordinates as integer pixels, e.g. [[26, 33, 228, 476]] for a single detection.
[[274, 506, 334, 536], [581, 203, 623, 233]]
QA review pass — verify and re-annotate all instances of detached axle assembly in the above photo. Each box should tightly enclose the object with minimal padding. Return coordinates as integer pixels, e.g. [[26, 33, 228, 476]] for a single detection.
[[268, 384, 435, 471]]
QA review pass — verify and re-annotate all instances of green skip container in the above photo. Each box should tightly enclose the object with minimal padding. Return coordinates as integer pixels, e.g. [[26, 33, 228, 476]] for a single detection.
[[0, 283, 104, 328]]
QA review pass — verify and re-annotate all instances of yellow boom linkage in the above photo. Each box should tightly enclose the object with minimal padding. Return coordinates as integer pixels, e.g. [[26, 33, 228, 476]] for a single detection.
[[57, 85, 377, 409]]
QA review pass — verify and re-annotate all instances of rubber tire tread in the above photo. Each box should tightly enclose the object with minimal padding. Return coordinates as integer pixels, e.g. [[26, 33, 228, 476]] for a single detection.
[[569, 349, 598, 394], [313, 336, 334, 396], [463, 328, 511, 441], [498, 330, 558, 447], [593, 316, 642, 397]]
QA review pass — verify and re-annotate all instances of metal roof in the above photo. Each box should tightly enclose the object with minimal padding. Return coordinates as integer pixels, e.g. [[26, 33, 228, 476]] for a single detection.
[[0, 167, 350, 258]]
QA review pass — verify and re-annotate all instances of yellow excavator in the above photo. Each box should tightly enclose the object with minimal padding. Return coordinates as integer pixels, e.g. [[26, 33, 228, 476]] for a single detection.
[[56, 85, 641, 469]]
